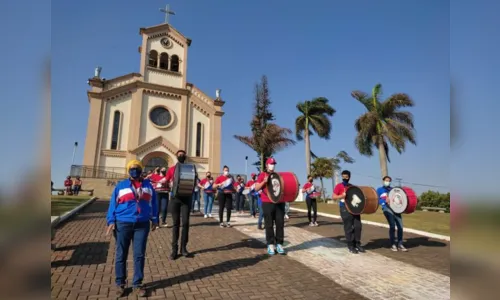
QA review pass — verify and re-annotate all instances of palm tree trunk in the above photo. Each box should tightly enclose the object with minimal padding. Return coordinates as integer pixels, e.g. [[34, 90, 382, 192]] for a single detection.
[[260, 152, 265, 172], [305, 119, 311, 175], [378, 142, 389, 178]]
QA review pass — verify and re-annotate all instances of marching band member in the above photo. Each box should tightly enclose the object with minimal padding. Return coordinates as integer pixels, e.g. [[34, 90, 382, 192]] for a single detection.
[[151, 166, 170, 228], [255, 157, 286, 255], [257, 190, 264, 230], [192, 177, 201, 214], [213, 166, 235, 227], [106, 159, 158, 297], [333, 170, 365, 254], [233, 175, 246, 214], [377, 176, 408, 252], [302, 175, 319, 226], [164, 150, 193, 260], [199, 172, 215, 218], [245, 173, 258, 217]]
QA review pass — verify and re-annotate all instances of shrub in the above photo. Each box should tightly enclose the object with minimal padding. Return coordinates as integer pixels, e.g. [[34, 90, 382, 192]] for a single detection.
[[417, 190, 450, 212]]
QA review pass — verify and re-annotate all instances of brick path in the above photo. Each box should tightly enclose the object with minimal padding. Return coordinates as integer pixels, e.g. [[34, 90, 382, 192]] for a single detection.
[[51, 200, 364, 300], [51, 200, 450, 300]]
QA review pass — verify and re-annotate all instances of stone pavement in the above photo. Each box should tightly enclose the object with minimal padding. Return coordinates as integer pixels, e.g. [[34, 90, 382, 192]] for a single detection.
[[51, 200, 450, 300]]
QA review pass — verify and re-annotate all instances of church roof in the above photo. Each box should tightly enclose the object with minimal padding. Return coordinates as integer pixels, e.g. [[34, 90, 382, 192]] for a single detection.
[[139, 23, 192, 46]]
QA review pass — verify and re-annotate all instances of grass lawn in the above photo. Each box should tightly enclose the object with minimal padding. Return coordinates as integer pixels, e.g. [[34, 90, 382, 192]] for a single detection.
[[51, 195, 91, 216], [291, 202, 450, 236]]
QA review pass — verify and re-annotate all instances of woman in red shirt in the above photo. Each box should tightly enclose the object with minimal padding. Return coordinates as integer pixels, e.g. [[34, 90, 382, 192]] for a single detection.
[[254, 157, 286, 255], [302, 175, 319, 226], [213, 165, 235, 227]]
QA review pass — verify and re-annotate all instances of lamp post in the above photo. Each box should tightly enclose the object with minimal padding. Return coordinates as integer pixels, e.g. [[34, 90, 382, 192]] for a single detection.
[[71, 142, 78, 166], [245, 156, 248, 179]]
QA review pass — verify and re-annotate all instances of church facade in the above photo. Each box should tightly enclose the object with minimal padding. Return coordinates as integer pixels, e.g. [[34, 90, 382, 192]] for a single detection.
[[82, 22, 224, 175]]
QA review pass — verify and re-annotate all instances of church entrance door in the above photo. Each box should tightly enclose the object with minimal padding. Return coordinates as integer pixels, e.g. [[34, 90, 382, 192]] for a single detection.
[[142, 151, 170, 173]]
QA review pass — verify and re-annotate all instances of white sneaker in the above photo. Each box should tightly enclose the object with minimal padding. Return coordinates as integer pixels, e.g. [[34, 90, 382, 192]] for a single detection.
[[208, 214, 212, 217], [309, 222, 314, 226], [204, 214, 208, 218], [285, 215, 289, 219]]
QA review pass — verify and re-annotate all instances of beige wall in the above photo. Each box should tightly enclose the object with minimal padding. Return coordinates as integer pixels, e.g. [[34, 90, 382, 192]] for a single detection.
[[99, 156, 126, 169], [138, 93, 181, 147], [144, 35, 185, 88], [136, 145, 176, 164], [188, 105, 210, 157], [101, 94, 132, 150]]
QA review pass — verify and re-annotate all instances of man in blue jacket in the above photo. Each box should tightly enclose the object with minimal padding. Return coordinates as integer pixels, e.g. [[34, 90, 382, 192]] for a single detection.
[[106, 159, 158, 298], [376, 176, 408, 252]]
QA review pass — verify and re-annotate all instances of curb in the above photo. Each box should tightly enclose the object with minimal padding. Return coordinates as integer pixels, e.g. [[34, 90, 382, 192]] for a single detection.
[[51, 197, 98, 228], [290, 207, 450, 242]]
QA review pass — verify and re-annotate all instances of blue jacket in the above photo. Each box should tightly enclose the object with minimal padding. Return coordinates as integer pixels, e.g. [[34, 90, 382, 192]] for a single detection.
[[376, 186, 392, 208], [106, 178, 158, 225]]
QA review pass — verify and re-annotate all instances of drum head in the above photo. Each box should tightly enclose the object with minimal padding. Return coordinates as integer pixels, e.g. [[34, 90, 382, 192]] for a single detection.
[[242, 189, 250, 195], [345, 186, 366, 215], [267, 172, 283, 203], [172, 163, 181, 196], [388, 188, 408, 214]]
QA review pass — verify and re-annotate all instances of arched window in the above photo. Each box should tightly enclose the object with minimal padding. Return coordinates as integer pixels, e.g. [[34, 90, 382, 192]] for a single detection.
[[196, 122, 203, 157], [148, 50, 158, 67], [110, 110, 121, 150], [159, 53, 169, 70], [170, 55, 179, 72]]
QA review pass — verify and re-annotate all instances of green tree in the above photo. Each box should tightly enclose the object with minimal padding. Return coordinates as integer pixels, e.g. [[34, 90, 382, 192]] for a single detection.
[[351, 83, 416, 178], [310, 157, 334, 200], [418, 190, 450, 212], [295, 97, 336, 175], [331, 151, 355, 187], [234, 75, 295, 170]]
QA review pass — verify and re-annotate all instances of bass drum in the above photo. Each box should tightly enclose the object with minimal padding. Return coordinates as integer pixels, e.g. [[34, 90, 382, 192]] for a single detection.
[[172, 163, 197, 198], [387, 187, 418, 214], [266, 172, 299, 204], [345, 186, 379, 215]]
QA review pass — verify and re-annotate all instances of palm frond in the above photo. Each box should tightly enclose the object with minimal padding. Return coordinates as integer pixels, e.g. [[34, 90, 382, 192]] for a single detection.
[[309, 114, 332, 139], [354, 112, 379, 136], [336, 150, 355, 164], [351, 91, 375, 112], [310, 150, 319, 159], [372, 83, 383, 101], [354, 133, 374, 157], [294, 115, 306, 141], [233, 135, 255, 150]]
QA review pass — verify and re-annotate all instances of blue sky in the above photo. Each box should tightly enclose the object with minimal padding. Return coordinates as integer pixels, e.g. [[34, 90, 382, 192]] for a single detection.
[[7, 0, 499, 199]]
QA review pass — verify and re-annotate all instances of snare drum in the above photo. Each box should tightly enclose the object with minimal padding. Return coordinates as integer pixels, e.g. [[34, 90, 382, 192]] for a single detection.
[[266, 172, 299, 203], [172, 163, 197, 198], [345, 186, 379, 215], [388, 186, 418, 214]]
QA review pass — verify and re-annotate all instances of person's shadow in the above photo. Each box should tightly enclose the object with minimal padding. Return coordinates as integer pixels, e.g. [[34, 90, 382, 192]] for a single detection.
[[145, 254, 270, 292], [192, 238, 264, 255], [51, 242, 110, 268], [362, 236, 448, 250]]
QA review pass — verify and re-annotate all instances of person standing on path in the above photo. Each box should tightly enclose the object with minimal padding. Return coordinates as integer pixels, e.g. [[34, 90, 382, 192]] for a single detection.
[[255, 157, 286, 255], [333, 170, 365, 254], [199, 172, 215, 218], [213, 165, 235, 227], [105, 159, 158, 298], [191, 177, 201, 214], [233, 175, 246, 214], [302, 175, 319, 226], [150, 166, 170, 228], [377, 176, 408, 252], [245, 173, 258, 218], [164, 150, 194, 260]]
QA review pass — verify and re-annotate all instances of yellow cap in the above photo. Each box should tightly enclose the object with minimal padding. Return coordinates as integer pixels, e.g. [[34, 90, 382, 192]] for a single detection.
[[126, 159, 144, 171]]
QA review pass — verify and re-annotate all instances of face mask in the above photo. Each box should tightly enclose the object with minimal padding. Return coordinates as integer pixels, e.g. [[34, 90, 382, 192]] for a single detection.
[[267, 164, 275, 171], [384, 181, 391, 187], [177, 155, 186, 163], [309, 179, 313, 183], [206, 175, 211, 178], [252, 176, 256, 180], [223, 171, 229, 176], [161, 170, 166, 175], [129, 168, 142, 179], [342, 179, 349, 185]]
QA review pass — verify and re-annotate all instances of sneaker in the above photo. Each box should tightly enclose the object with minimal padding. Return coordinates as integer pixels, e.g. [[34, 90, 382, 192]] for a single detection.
[[285, 215, 289, 220], [355, 244, 366, 253], [276, 244, 286, 255], [226, 222, 232, 228], [309, 222, 314, 226], [161, 222, 168, 228], [115, 285, 126, 297], [348, 247, 359, 254], [220, 223, 225, 228], [267, 244, 276, 255], [133, 285, 147, 297], [257, 224, 263, 230], [390, 245, 398, 252], [208, 213, 212, 217], [398, 244, 408, 252], [314, 222, 319, 226], [204, 214, 208, 218]]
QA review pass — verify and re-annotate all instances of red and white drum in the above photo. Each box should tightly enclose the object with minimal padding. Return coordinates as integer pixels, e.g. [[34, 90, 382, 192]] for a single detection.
[[387, 186, 418, 214], [306, 185, 321, 199], [266, 172, 299, 203]]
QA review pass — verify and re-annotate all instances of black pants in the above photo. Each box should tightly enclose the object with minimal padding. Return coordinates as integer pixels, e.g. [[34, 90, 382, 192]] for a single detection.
[[170, 196, 191, 250], [306, 197, 317, 223], [234, 193, 245, 211], [218, 192, 233, 223], [262, 202, 285, 245], [339, 205, 362, 247]]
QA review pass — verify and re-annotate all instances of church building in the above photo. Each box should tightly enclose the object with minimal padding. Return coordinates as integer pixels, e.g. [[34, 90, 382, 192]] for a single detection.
[[82, 16, 224, 176]]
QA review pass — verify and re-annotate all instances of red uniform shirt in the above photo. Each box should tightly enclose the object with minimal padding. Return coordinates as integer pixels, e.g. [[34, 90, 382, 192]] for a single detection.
[[215, 175, 235, 193], [302, 182, 313, 192], [245, 180, 255, 188], [150, 173, 170, 191], [64, 179, 72, 187], [256, 172, 273, 203], [164, 166, 176, 185], [199, 178, 214, 193], [333, 183, 349, 206]]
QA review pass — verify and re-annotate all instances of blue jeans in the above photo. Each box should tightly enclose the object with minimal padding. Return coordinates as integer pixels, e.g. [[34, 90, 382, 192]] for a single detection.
[[235, 193, 245, 211], [383, 206, 404, 245], [158, 192, 169, 223], [285, 202, 290, 215], [204, 193, 214, 215], [192, 191, 201, 212], [249, 195, 258, 216], [114, 221, 150, 288], [258, 201, 264, 226]]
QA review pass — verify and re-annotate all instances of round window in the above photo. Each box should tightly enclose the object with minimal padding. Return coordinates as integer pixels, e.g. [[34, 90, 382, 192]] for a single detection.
[[149, 107, 172, 127]]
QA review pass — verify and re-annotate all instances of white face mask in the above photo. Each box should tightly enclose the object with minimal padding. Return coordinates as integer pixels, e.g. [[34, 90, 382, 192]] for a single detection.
[[384, 181, 391, 187], [267, 164, 275, 171], [223, 171, 229, 176]]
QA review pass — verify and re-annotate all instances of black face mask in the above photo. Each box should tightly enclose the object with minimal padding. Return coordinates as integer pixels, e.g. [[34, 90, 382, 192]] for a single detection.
[[161, 170, 166, 175], [308, 179, 313, 183], [177, 155, 186, 163], [342, 179, 350, 185], [206, 175, 211, 179]]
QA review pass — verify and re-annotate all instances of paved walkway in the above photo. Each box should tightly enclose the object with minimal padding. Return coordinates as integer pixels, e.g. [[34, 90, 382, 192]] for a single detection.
[[51, 200, 450, 300]]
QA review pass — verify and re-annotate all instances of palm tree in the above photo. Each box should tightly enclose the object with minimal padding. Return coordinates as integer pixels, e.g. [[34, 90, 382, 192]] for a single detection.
[[351, 83, 416, 177], [295, 97, 336, 175], [330, 151, 355, 189], [310, 157, 334, 200]]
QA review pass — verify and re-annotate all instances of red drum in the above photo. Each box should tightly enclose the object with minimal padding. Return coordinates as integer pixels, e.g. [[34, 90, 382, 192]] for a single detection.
[[345, 185, 379, 215], [310, 192, 322, 199], [266, 172, 300, 203], [387, 186, 418, 214]]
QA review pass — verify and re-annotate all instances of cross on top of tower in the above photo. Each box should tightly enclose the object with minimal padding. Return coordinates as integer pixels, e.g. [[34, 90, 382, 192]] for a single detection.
[[159, 4, 176, 24]]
